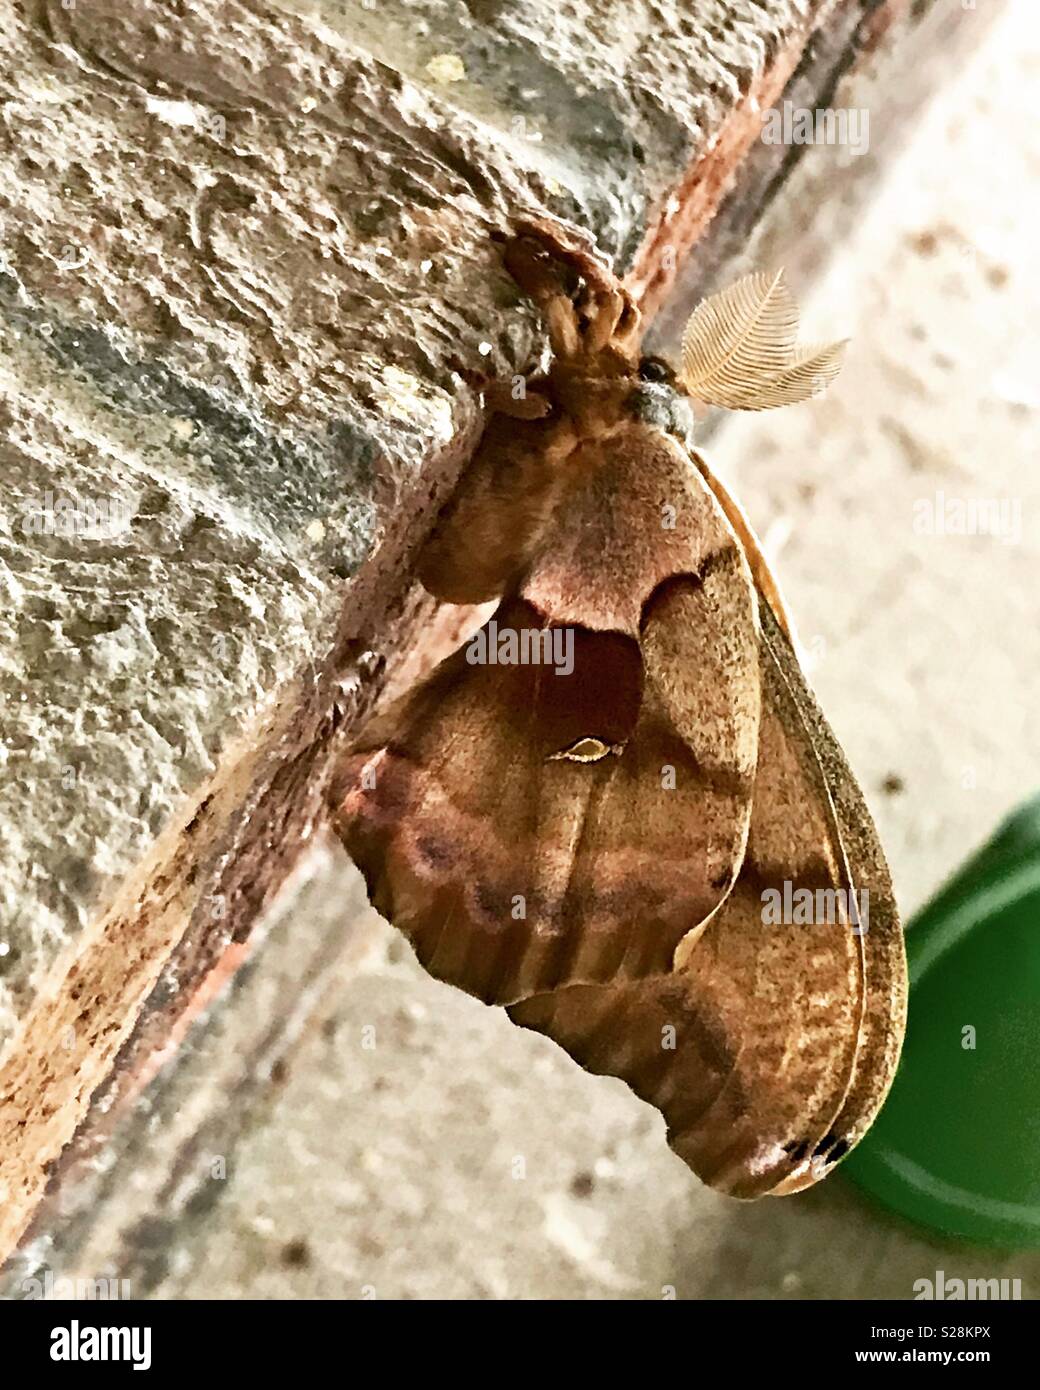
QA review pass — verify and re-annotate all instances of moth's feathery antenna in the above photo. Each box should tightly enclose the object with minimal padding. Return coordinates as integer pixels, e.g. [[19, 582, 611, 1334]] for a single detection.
[[679, 269, 846, 411]]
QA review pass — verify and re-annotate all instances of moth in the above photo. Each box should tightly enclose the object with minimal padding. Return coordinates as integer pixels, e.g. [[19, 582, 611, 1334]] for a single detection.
[[330, 220, 907, 1197]]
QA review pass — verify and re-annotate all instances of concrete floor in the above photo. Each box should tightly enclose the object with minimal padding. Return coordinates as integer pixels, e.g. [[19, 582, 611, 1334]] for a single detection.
[[14, 0, 1040, 1300]]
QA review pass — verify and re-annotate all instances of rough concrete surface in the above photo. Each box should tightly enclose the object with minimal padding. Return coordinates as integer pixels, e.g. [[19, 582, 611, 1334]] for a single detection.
[[3, 0, 1037, 1300]]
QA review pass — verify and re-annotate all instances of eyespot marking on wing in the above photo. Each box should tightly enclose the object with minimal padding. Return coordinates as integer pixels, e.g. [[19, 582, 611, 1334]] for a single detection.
[[812, 1130, 838, 1157], [549, 736, 622, 763], [783, 1140, 810, 1163]]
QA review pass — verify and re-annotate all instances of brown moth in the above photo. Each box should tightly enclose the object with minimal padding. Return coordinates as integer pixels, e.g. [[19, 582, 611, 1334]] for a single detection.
[[330, 221, 907, 1197]]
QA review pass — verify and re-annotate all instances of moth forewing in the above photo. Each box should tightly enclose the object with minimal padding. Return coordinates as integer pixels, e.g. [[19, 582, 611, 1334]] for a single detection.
[[334, 441, 763, 1006], [685, 446, 798, 644], [759, 605, 907, 1181]]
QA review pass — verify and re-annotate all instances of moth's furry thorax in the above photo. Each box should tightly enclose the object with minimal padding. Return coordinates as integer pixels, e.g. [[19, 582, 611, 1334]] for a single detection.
[[625, 371, 697, 447]]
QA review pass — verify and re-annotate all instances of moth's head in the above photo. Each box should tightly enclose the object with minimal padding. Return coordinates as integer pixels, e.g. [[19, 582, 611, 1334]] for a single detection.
[[550, 348, 688, 436], [625, 354, 696, 444]]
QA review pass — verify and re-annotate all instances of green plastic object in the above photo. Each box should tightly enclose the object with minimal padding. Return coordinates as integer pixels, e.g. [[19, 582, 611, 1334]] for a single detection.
[[844, 792, 1040, 1246]]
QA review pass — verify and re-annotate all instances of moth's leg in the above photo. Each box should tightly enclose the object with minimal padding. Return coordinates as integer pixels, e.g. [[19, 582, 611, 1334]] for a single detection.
[[504, 225, 641, 362], [504, 234, 583, 360], [690, 449, 797, 646], [483, 379, 553, 420], [579, 281, 641, 357]]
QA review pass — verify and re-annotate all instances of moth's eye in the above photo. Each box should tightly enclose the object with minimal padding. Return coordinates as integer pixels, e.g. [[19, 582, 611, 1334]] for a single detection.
[[551, 736, 620, 763], [638, 356, 674, 384]]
